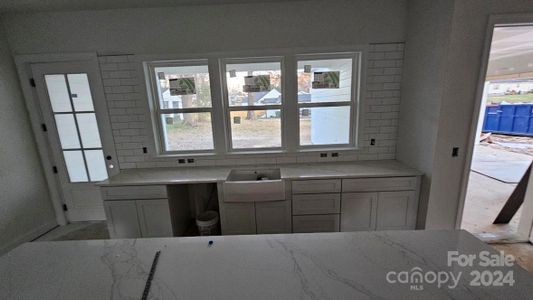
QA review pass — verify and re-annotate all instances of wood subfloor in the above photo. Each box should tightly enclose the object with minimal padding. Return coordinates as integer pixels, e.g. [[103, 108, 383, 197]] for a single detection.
[[461, 171, 521, 237], [491, 243, 533, 273]]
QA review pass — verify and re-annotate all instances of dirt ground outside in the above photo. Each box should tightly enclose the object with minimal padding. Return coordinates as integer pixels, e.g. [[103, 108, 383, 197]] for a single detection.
[[164, 115, 312, 150], [483, 134, 533, 157], [462, 134, 533, 238]]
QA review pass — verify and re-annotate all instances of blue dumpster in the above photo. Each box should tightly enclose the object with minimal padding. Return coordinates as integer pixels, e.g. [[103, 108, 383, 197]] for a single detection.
[[482, 103, 533, 136]]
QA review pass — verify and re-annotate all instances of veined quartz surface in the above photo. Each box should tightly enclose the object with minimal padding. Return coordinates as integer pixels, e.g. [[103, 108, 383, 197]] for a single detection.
[[0, 230, 531, 299], [98, 160, 422, 186]]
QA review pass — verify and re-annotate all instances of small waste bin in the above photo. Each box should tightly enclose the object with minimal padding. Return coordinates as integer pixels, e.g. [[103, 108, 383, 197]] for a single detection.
[[196, 210, 219, 236]]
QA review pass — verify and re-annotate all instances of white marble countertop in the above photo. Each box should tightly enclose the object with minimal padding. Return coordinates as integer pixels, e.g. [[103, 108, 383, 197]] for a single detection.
[[0, 230, 531, 299], [98, 160, 422, 186]]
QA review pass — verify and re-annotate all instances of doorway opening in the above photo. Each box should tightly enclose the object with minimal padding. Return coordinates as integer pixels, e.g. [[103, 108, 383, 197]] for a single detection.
[[461, 25, 533, 242]]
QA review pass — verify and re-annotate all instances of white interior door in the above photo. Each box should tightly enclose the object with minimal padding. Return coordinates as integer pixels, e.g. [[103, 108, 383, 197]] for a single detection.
[[31, 61, 118, 221]]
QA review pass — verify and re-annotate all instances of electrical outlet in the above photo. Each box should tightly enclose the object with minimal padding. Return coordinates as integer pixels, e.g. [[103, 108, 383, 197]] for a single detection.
[[178, 159, 186, 164], [370, 139, 376, 146], [320, 153, 328, 158], [187, 158, 195, 163], [452, 147, 459, 157], [331, 152, 339, 157]]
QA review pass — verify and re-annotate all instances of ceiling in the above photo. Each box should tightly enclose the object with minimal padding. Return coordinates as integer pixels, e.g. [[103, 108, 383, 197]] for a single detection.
[[0, 0, 297, 13], [487, 25, 533, 79]]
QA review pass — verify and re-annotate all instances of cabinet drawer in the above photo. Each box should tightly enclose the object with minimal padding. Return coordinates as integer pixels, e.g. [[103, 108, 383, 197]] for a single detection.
[[292, 179, 341, 194], [101, 185, 168, 200], [342, 177, 417, 192], [292, 214, 340, 233], [293, 194, 340, 215]]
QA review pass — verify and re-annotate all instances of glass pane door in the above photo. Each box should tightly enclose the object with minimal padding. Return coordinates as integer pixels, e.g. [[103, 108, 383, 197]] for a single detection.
[[44, 73, 108, 182]]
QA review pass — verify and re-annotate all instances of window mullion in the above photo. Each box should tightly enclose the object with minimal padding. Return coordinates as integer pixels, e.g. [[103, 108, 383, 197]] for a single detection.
[[297, 101, 352, 108], [228, 105, 282, 111], [208, 58, 228, 155], [159, 107, 212, 114], [283, 55, 298, 152]]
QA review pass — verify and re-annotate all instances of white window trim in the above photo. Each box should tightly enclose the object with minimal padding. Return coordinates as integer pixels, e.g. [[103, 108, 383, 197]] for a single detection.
[[142, 47, 365, 158], [146, 59, 216, 155], [220, 56, 286, 153], [296, 52, 360, 150]]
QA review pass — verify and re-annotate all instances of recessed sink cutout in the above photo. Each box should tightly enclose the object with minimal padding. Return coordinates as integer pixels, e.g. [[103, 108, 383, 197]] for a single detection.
[[226, 169, 281, 182], [223, 169, 285, 203]]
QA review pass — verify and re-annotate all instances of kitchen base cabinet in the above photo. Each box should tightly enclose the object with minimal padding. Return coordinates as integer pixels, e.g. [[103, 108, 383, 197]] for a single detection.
[[376, 191, 417, 230], [102, 185, 175, 238], [222, 203, 256, 235], [221, 200, 292, 235], [340, 191, 418, 231], [137, 199, 173, 237], [292, 215, 340, 233], [256, 200, 291, 234], [340, 193, 377, 232], [293, 176, 420, 234], [291, 179, 341, 233], [104, 199, 172, 238], [104, 200, 142, 238]]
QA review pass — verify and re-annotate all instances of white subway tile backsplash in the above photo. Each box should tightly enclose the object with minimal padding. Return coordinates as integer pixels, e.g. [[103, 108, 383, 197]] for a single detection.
[[371, 43, 400, 52], [99, 42, 403, 169], [105, 55, 131, 63]]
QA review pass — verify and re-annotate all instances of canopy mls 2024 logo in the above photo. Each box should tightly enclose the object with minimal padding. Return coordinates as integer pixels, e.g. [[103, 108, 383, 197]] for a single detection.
[[385, 250, 515, 291]]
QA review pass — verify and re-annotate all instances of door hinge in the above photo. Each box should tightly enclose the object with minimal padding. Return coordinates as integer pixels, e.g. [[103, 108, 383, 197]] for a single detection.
[[52, 166, 58, 174], [30, 78, 36, 87], [41, 124, 48, 132], [62, 204, 68, 211]]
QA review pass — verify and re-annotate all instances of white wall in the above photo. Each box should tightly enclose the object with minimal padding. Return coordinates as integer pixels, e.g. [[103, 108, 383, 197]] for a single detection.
[[427, 0, 533, 229], [399, 0, 533, 229], [0, 0, 408, 169], [396, 0, 455, 228], [100, 43, 404, 169], [0, 25, 56, 254], [2, 0, 406, 55]]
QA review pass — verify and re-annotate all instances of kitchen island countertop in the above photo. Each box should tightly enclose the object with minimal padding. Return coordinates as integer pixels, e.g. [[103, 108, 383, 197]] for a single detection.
[[1, 230, 531, 299]]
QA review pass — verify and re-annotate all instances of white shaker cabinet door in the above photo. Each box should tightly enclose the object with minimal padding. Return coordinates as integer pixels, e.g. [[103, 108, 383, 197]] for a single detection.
[[376, 191, 417, 230], [104, 200, 141, 239], [256, 200, 291, 234], [136, 199, 173, 238], [222, 203, 256, 235], [292, 214, 340, 233], [341, 192, 377, 232]]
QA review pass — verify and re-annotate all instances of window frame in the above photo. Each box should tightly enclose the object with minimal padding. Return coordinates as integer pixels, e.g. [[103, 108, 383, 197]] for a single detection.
[[143, 50, 363, 157], [46, 73, 108, 183], [220, 56, 286, 153], [146, 59, 216, 155], [295, 52, 360, 150]]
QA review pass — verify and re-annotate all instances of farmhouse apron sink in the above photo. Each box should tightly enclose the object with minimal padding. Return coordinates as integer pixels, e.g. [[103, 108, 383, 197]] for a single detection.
[[223, 169, 285, 202]]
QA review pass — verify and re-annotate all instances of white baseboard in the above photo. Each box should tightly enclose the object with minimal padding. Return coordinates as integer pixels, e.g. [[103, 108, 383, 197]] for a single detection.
[[0, 221, 58, 256]]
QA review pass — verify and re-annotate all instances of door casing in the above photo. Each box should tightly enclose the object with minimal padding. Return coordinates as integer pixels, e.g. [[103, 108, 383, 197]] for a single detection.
[[15, 53, 118, 224], [456, 14, 533, 242]]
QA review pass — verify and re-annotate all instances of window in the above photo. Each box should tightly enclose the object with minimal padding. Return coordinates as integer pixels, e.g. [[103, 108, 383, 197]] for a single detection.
[[45, 73, 108, 182], [145, 52, 360, 156], [147, 61, 215, 153], [222, 58, 283, 150], [297, 54, 357, 147]]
